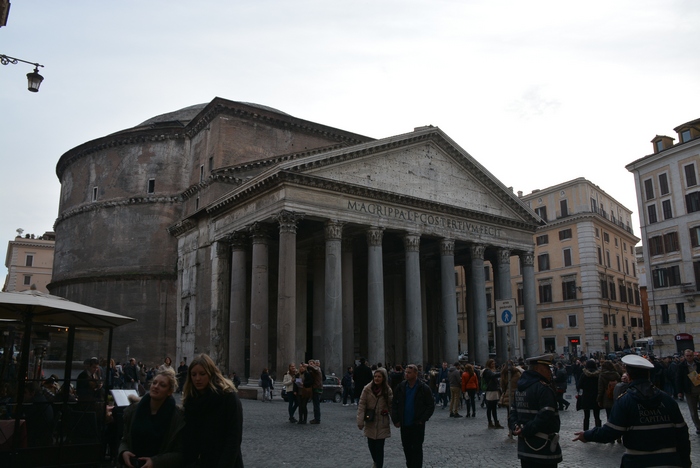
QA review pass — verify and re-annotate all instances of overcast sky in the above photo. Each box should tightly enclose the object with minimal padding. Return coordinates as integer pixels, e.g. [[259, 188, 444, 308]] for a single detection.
[[1, 1, 699, 282]]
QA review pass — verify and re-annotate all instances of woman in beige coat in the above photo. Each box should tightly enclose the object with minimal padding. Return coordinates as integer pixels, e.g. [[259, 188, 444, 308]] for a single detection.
[[357, 367, 393, 468]]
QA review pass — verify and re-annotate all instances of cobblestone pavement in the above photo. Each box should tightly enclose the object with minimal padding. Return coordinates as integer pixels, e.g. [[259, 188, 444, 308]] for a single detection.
[[240, 388, 700, 468]]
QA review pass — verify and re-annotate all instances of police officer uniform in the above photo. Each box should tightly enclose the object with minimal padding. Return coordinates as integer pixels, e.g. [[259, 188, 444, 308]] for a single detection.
[[576, 354, 691, 468], [508, 354, 562, 467]]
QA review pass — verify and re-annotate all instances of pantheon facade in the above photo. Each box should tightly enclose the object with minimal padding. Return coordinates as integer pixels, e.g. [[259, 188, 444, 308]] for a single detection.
[[51, 98, 542, 379]]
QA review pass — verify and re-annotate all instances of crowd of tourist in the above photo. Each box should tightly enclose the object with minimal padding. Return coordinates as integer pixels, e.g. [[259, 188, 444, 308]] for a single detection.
[[2, 349, 698, 467]]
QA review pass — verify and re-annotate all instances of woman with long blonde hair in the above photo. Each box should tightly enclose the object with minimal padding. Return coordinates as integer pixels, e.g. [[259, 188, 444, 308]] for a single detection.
[[182, 354, 243, 467]]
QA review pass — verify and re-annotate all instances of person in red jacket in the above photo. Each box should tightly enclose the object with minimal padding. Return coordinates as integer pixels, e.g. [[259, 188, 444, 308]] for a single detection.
[[461, 364, 479, 418]]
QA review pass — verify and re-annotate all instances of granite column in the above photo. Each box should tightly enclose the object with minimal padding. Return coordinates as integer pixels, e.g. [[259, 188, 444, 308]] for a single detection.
[[440, 239, 458, 362], [470, 244, 489, 366], [367, 227, 385, 366], [228, 231, 248, 380], [275, 210, 304, 378], [324, 220, 344, 376], [248, 223, 269, 381], [404, 233, 423, 366]]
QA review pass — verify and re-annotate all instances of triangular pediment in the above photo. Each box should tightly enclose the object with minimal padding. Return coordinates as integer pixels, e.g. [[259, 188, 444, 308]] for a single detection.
[[276, 127, 539, 224]]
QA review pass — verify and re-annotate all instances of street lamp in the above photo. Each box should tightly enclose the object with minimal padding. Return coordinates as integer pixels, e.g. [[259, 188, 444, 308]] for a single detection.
[[1, 54, 44, 92]]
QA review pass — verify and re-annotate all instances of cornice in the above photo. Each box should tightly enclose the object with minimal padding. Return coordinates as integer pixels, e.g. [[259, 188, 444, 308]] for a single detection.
[[186, 99, 372, 145], [217, 143, 348, 177], [56, 127, 186, 180], [9, 240, 54, 248], [167, 219, 197, 237], [539, 211, 640, 242], [48, 271, 177, 290], [54, 196, 181, 229]]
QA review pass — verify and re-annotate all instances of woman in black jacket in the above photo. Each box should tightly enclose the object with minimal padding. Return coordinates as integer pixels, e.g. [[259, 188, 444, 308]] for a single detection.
[[183, 354, 243, 468], [576, 359, 601, 430], [482, 359, 503, 429], [119, 368, 184, 468]]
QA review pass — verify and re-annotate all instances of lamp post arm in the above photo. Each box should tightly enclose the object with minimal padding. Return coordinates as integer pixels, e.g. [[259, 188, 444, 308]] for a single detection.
[[0, 54, 44, 68]]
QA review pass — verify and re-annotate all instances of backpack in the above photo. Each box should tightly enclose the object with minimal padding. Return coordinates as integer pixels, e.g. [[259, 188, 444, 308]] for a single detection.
[[606, 379, 618, 400]]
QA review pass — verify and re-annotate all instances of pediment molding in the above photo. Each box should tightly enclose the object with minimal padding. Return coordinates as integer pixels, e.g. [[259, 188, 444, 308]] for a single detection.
[[206, 171, 538, 231]]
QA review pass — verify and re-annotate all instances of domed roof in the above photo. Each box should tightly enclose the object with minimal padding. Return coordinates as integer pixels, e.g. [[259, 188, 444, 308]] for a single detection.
[[138, 103, 208, 127], [136, 101, 289, 128]]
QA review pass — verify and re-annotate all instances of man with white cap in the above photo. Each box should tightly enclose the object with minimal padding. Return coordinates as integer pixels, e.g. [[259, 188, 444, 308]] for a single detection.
[[508, 354, 562, 467], [573, 354, 691, 467]]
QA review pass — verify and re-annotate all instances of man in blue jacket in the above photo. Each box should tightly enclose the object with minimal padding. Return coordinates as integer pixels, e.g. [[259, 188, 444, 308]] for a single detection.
[[391, 364, 435, 468], [573, 354, 691, 468]]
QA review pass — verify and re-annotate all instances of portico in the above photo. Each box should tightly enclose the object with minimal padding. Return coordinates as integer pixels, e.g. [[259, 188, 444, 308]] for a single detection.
[[172, 126, 542, 380]]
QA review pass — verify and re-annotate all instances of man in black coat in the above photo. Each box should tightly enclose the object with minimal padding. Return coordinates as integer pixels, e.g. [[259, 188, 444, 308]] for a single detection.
[[123, 358, 139, 390], [353, 357, 373, 400], [391, 364, 435, 468]]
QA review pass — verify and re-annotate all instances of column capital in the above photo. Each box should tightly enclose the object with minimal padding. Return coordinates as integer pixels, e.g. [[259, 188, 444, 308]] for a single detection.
[[440, 238, 455, 256], [249, 222, 269, 244], [366, 226, 384, 247], [497, 248, 512, 265], [404, 233, 421, 252], [324, 219, 344, 240], [520, 251, 535, 267], [470, 243, 485, 260], [227, 231, 248, 250], [275, 210, 305, 234]]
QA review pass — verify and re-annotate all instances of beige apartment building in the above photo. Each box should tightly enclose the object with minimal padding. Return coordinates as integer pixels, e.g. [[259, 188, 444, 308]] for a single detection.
[[626, 117, 700, 355], [3, 231, 55, 293], [457, 178, 644, 359]]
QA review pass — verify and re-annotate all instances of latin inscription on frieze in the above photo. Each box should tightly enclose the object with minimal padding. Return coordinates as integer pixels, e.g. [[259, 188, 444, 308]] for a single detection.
[[347, 201, 502, 238]]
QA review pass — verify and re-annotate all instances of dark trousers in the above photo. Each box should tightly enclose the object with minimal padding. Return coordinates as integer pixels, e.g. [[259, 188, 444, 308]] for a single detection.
[[287, 393, 298, 419], [555, 391, 569, 409], [583, 408, 601, 430], [466, 389, 476, 415], [367, 437, 385, 468], [342, 386, 354, 405], [400, 423, 425, 468], [312, 391, 321, 421], [298, 396, 309, 423], [485, 399, 499, 424]]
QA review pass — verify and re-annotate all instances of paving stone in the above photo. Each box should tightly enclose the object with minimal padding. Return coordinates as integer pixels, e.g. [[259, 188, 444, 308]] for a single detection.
[[238, 388, 700, 467]]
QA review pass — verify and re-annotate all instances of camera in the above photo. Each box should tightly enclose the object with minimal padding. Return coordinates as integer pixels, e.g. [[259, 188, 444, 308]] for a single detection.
[[130, 457, 142, 468]]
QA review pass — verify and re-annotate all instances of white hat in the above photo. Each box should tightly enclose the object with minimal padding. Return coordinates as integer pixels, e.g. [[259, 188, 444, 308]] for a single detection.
[[525, 354, 555, 366], [621, 354, 654, 369]]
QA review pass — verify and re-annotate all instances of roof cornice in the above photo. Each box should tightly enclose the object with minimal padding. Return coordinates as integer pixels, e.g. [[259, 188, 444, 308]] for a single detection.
[[539, 211, 640, 242], [56, 127, 186, 180], [54, 196, 181, 229], [185, 98, 373, 145]]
